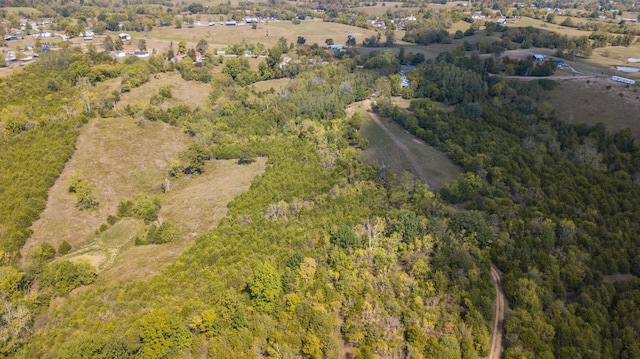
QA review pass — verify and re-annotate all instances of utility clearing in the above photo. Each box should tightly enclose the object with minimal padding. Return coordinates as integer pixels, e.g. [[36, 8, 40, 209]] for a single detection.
[[350, 99, 462, 191]]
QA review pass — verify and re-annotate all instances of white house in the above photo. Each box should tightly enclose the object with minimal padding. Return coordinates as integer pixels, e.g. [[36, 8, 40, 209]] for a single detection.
[[119, 33, 131, 40]]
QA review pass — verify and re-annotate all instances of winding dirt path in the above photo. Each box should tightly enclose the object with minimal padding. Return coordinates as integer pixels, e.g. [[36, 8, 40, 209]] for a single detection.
[[349, 99, 506, 359], [487, 264, 506, 359]]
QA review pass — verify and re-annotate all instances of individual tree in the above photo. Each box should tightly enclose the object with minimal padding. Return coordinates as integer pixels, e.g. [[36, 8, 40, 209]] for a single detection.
[[330, 225, 361, 250], [248, 262, 282, 312], [114, 37, 124, 51], [325, 38, 334, 46], [58, 240, 72, 255], [103, 35, 114, 52], [346, 35, 356, 47], [297, 36, 306, 46], [196, 38, 208, 53], [178, 41, 187, 54], [138, 309, 191, 358], [137, 39, 147, 51], [385, 29, 395, 47], [266, 45, 282, 69]]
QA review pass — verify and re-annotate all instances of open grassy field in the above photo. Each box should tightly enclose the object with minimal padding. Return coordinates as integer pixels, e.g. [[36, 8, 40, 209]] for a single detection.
[[350, 99, 462, 191], [24, 114, 266, 282], [544, 78, 640, 139], [508, 16, 594, 38], [250, 78, 291, 92], [117, 18, 380, 55], [110, 71, 213, 111]]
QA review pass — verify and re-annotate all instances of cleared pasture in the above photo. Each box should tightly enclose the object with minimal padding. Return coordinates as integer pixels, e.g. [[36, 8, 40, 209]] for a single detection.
[[544, 78, 640, 139]]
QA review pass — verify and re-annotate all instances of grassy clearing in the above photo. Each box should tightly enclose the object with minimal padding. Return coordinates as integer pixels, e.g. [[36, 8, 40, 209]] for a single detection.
[[509, 17, 593, 38], [114, 71, 212, 111], [25, 111, 267, 283], [158, 157, 268, 240], [24, 116, 192, 257], [97, 157, 267, 284], [250, 78, 291, 92], [352, 2, 421, 16], [352, 100, 462, 191], [544, 78, 640, 139], [122, 19, 379, 53]]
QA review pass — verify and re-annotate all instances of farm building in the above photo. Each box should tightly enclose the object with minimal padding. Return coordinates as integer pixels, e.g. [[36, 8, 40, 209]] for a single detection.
[[497, 18, 508, 25], [533, 54, 545, 61], [327, 44, 344, 51], [119, 33, 131, 40]]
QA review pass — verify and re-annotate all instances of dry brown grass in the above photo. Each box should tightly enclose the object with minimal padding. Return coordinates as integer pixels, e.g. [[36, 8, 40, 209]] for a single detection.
[[113, 19, 379, 53], [25, 111, 267, 284], [97, 157, 267, 284], [113, 71, 212, 111], [544, 78, 640, 139], [250, 78, 291, 92], [24, 117, 192, 257]]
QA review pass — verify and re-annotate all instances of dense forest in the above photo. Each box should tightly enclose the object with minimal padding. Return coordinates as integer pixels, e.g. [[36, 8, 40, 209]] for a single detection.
[[381, 51, 640, 358]]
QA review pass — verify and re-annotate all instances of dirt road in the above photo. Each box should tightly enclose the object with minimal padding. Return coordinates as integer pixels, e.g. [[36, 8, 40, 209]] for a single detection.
[[487, 264, 506, 359]]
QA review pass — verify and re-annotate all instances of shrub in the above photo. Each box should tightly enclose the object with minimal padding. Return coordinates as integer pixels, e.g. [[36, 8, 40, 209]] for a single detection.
[[41, 260, 95, 294], [58, 240, 72, 255], [158, 85, 173, 98]]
